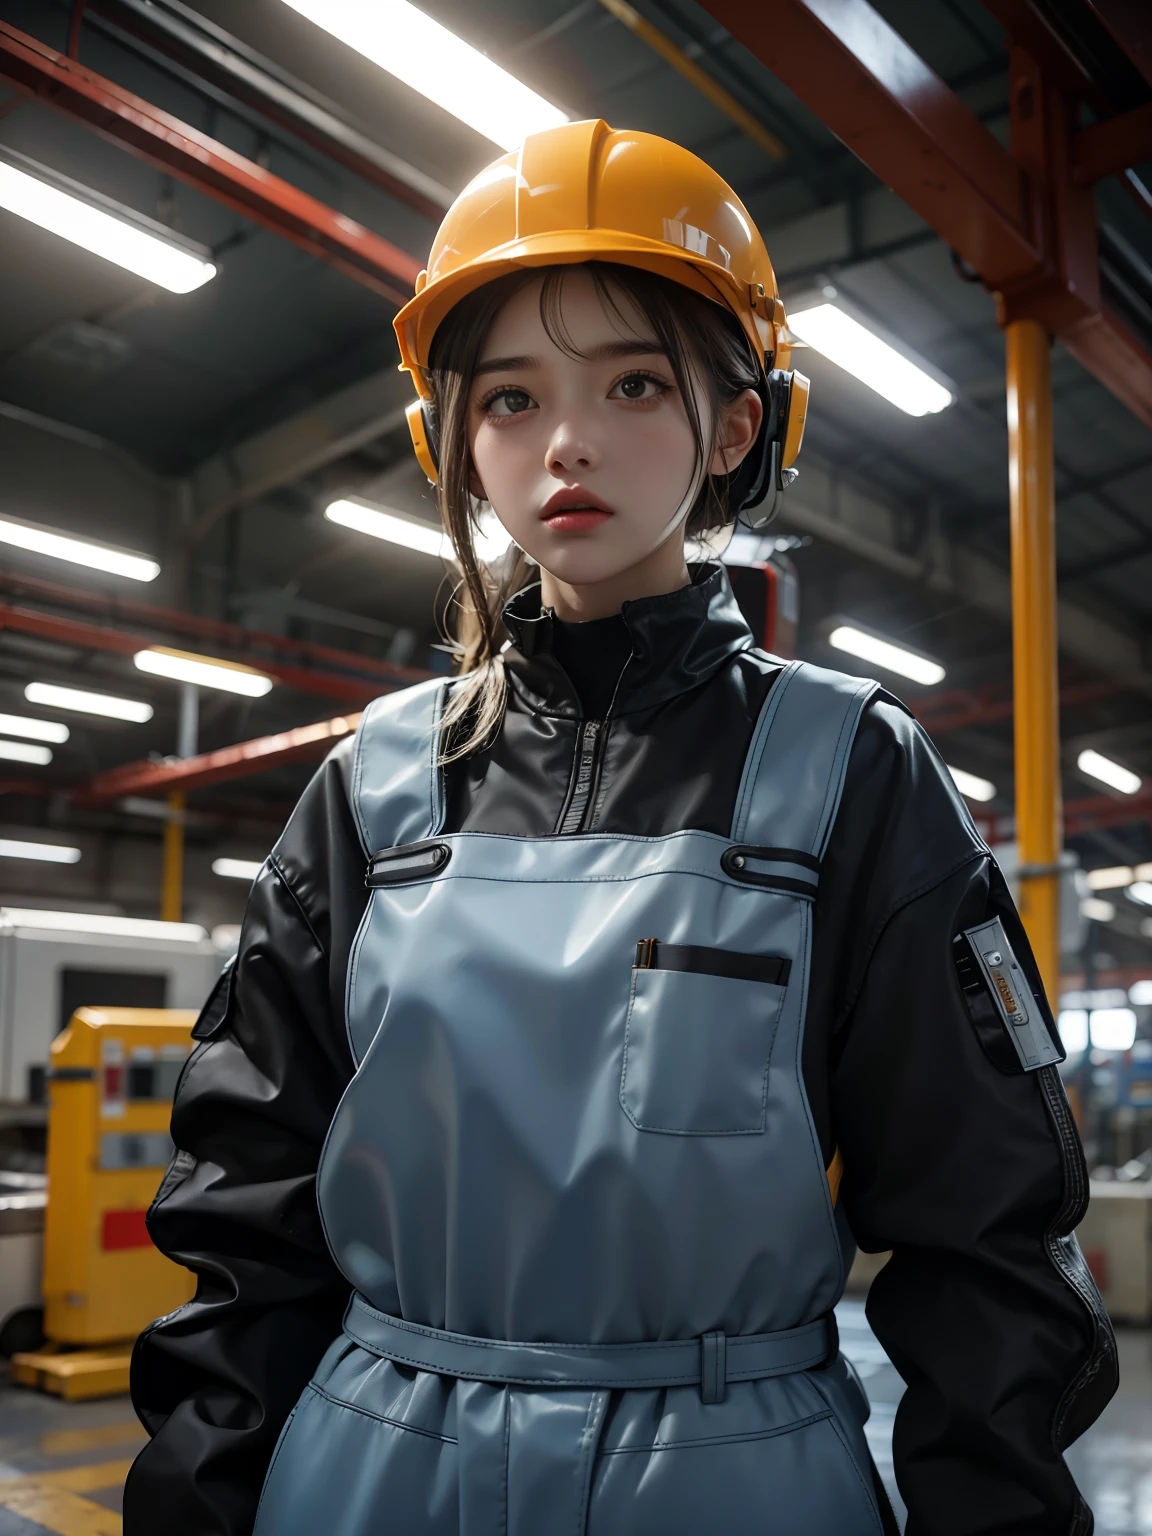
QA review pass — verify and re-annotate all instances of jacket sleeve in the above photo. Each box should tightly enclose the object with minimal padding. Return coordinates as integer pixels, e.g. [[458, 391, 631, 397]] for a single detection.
[[826, 711, 1117, 1535], [124, 740, 366, 1536]]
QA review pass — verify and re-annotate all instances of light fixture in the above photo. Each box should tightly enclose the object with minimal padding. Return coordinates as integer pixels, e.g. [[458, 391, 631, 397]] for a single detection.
[[25, 682, 153, 723], [0, 147, 216, 294], [1091, 1007, 1137, 1052], [828, 625, 945, 686], [134, 647, 273, 698], [0, 741, 53, 766], [324, 498, 513, 566], [0, 838, 80, 863], [1131, 980, 1152, 1006], [1086, 865, 1134, 890], [1060, 988, 1128, 1010], [212, 857, 264, 881], [1080, 896, 1116, 923], [0, 514, 159, 582], [279, 0, 568, 150], [0, 712, 69, 744], [947, 766, 996, 803], [1128, 882, 1152, 908], [1077, 748, 1142, 795], [1057, 1009, 1088, 1053], [787, 303, 954, 417], [0, 907, 206, 941], [326, 497, 446, 557]]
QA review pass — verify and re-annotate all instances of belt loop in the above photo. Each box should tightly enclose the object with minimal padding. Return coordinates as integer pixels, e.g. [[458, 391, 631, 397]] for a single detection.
[[699, 1331, 727, 1404], [812, 1310, 839, 1371]]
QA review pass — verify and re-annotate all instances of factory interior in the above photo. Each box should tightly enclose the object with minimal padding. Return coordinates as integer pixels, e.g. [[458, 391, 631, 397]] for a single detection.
[[0, 0, 1150, 1531]]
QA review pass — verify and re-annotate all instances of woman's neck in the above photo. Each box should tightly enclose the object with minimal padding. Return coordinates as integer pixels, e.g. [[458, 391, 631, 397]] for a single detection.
[[539, 535, 691, 620]]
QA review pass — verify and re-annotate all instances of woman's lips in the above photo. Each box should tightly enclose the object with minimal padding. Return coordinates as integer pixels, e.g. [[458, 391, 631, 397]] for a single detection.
[[542, 509, 612, 532], [540, 489, 614, 533]]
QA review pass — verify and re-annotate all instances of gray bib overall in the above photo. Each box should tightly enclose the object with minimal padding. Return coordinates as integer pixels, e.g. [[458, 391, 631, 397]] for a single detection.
[[253, 658, 885, 1535]]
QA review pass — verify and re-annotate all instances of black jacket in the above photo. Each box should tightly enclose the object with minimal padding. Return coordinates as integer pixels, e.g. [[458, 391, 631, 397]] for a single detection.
[[125, 560, 1116, 1536]]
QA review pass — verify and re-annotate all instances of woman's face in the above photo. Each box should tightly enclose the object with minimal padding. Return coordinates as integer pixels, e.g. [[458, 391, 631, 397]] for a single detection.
[[466, 269, 759, 607]]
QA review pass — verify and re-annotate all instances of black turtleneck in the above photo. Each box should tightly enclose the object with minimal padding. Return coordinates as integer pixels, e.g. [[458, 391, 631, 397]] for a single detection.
[[547, 609, 633, 719]]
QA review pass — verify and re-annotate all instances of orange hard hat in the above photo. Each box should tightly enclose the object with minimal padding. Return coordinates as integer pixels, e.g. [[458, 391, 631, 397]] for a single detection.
[[393, 119, 808, 524], [394, 118, 790, 398]]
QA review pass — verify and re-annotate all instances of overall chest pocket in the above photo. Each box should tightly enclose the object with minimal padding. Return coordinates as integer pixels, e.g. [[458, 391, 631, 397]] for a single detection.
[[620, 939, 790, 1135]]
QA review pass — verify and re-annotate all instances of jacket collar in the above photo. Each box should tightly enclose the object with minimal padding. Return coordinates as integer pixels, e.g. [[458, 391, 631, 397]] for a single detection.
[[500, 560, 754, 718]]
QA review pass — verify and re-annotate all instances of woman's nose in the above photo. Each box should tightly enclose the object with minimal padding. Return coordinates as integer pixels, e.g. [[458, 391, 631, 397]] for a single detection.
[[545, 418, 600, 476]]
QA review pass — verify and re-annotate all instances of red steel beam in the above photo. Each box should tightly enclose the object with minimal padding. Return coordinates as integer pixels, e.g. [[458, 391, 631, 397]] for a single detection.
[[1082, 1, 1152, 92], [700, 0, 1152, 431], [85, 712, 363, 799], [0, 20, 421, 305], [0, 568, 430, 690], [908, 678, 1127, 736], [700, 0, 1039, 286], [1064, 785, 1152, 836], [1074, 100, 1152, 183], [0, 600, 388, 705]]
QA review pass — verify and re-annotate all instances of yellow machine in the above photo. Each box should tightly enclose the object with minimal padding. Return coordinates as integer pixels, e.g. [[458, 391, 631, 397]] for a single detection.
[[11, 1007, 197, 1400]]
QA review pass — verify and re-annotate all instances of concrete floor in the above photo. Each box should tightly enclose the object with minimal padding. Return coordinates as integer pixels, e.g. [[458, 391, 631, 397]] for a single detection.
[[0, 1307, 1147, 1533]]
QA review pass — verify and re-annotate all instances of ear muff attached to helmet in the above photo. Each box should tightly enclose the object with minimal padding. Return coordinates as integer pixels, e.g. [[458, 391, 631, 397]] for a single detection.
[[730, 368, 810, 530], [406, 398, 440, 485]]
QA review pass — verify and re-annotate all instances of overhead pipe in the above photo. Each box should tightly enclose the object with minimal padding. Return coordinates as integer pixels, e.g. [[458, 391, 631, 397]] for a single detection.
[[0, 569, 427, 689], [0, 20, 422, 305], [0, 598, 417, 705], [86, 713, 363, 800]]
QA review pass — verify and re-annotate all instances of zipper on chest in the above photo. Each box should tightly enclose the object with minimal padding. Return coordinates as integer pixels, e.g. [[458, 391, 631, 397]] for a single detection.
[[558, 717, 606, 835]]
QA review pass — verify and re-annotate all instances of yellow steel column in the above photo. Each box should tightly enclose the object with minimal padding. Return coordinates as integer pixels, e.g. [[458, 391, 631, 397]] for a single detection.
[[1005, 318, 1061, 1002], [161, 791, 185, 923]]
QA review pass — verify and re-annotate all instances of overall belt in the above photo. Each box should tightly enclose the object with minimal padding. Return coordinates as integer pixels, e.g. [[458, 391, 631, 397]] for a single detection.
[[344, 1292, 835, 1405]]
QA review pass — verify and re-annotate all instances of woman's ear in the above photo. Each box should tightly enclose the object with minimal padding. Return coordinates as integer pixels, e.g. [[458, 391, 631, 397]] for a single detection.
[[708, 388, 763, 476]]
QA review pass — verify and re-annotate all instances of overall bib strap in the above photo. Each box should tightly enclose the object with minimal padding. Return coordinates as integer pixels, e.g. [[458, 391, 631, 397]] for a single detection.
[[343, 1293, 834, 1403], [731, 660, 880, 861], [352, 675, 449, 853]]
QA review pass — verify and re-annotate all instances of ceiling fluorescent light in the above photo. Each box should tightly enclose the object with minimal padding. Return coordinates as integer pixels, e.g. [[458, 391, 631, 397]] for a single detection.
[[828, 625, 945, 685], [134, 647, 273, 697], [0, 148, 216, 294], [25, 682, 153, 723], [1091, 1007, 1137, 1051], [0, 838, 79, 863], [212, 857, 264, 881], [325, 497, 512, 565], [1080, 896, 1116, 923], [279, 0, 567, 150], [0, 907, 205, 941], [787, 303, 953, 416], [0, 712, 69, 744], [0, 741, 53, 766], [1077, 748, 1142, 795], [0, 514, 159, 581], [1057, 1009, 1088, 1052], [326, 498, 448, 557], [1086, 865, 1134, 890], [1130, 980, 1152, 1006], [1128, 882, 1152, 908], [947, 766, 996, 803]]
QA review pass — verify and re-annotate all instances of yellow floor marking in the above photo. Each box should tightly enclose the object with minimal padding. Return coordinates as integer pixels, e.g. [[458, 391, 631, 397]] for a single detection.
[[40, 1423, 144, 1458], [0, 1459, 131, 1536], [0, 1483, 121, 1535]]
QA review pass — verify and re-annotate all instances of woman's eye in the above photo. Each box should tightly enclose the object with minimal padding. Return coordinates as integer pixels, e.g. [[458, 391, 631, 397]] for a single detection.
[[611, 374, 664, 402], [487, 388, 535, 416]]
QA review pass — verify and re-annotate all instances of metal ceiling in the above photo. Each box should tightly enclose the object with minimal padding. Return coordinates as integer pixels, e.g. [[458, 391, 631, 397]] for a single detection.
[[0, 0, 1148, 964]]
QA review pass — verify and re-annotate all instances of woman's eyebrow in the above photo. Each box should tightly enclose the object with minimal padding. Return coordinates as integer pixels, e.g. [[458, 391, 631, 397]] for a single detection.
[[473, 340, 666, 378]]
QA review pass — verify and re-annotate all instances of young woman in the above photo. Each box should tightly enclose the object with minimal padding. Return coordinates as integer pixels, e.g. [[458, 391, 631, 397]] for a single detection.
[[126, 121, 1115, 1536]]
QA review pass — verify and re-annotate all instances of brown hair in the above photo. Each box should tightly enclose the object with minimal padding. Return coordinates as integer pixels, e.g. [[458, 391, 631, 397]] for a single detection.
[[425, 261, 760, 766]]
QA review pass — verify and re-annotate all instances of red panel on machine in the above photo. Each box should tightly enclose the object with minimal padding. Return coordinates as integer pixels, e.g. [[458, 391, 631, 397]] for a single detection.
[[101, 1209, 153, 1250]]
